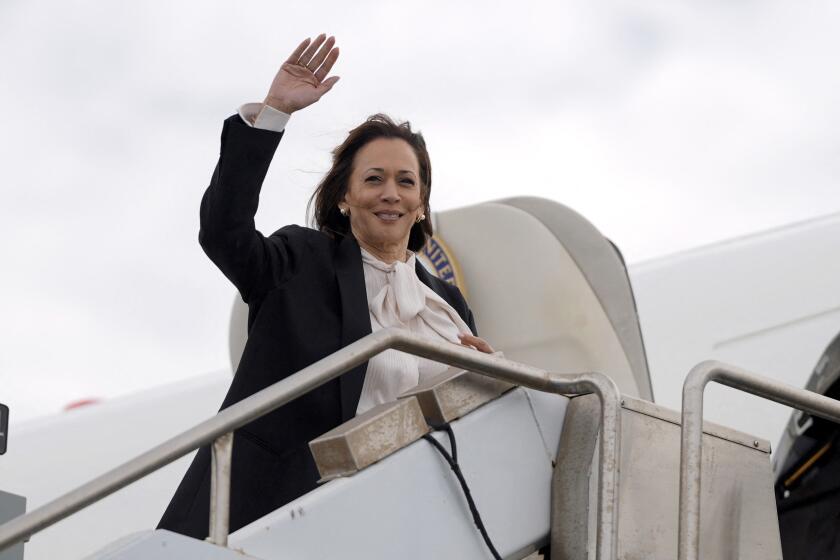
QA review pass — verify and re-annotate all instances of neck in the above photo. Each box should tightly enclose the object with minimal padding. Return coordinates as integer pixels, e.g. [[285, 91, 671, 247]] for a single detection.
[[353, 230, 409, 264]]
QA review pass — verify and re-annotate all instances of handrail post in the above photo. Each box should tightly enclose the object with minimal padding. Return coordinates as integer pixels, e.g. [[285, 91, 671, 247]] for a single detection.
[[678, 363, 712, 560], [549, 372, 622, 560], [679, 360, 840, 560], [207, 432, 233, 546], [591, 376, 621, 560]]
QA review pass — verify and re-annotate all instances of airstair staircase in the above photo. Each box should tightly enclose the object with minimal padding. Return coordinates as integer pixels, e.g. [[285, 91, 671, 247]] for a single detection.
[[0, 333, 812, 559]]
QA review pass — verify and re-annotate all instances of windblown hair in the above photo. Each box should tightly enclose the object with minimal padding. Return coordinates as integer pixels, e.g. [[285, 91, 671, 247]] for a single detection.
[[308, 113, 433, 252]]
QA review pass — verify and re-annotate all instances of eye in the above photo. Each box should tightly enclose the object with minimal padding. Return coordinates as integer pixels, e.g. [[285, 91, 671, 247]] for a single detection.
[[366, 176, 382, 182], [400, 179, 415, 186]]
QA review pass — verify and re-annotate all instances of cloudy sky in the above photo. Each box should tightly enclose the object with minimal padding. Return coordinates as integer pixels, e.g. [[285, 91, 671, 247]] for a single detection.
[[3, 0, 840, 423]]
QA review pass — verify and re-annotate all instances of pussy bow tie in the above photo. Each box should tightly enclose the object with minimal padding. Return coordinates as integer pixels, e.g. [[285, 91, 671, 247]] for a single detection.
[[361, 252, 425, 327]]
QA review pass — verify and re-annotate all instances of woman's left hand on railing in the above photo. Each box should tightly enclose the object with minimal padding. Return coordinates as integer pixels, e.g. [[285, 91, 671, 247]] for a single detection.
[[458, 333, 495, 354]]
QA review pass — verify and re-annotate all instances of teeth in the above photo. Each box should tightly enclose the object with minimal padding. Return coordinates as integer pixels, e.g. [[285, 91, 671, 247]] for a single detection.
[[376, 213, 400, 220]]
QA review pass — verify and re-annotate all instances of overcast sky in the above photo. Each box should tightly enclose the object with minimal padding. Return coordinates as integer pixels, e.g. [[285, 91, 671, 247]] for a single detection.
[[3, 0, 840, 423]]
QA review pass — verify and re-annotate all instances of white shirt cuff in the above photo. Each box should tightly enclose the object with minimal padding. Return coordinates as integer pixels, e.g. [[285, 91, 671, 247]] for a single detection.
[[238, 102, 291, 133]]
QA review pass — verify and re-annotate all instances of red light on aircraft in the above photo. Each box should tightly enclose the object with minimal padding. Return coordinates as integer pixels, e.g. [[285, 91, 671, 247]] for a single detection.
[[64, 398, 101, 411]]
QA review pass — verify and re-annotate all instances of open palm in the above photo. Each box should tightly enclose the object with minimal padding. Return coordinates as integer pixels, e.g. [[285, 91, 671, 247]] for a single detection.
[[264, 34, 340, 114]]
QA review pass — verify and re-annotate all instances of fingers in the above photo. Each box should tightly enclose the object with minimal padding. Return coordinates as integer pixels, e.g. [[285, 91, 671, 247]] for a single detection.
[[307, 35, 336, 72], [297, 33, 327, 68], [461, 340, 493, 353], [314, 46, 340, 82], [286, 37, 311, 64], [315, 47, 338, 82], [457, 333, 495, 354]]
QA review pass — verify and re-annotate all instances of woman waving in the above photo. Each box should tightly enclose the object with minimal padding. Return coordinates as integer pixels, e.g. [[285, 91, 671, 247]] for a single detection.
[[159, 33, 492, 539]]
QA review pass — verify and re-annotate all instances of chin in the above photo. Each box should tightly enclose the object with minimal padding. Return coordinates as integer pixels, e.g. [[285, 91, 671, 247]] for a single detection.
[[370, 228, 410, 244]]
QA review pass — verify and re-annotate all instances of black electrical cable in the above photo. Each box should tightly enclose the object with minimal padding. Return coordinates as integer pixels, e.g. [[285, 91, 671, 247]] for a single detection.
[[422, 424, 503, 560], [442, 424, 458, 462]]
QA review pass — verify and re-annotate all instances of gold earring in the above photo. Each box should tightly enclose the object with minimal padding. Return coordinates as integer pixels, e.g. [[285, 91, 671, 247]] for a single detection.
[[416, 213, 426, 224], [340, 207, 349, 216]]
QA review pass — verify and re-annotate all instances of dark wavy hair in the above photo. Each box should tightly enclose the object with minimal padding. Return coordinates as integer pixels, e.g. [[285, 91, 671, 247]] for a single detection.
[[308, 113, 433, 252]]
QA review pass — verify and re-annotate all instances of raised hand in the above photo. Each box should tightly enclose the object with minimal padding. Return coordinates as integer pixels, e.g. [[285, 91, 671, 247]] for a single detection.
[[263, 34, 340, 114]]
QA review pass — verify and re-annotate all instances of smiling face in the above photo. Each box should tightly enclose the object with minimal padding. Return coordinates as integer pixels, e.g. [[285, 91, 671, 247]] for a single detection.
[[341, 137, 426, 259]]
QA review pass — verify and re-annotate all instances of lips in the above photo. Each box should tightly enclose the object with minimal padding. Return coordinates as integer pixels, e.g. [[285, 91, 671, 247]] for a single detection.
[[374, 211, 403, 222]]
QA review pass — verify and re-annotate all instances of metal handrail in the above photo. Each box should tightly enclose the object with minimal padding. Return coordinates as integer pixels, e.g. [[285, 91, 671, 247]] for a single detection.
[[0, 328, 623, 560], [679, 360, 840, 560]]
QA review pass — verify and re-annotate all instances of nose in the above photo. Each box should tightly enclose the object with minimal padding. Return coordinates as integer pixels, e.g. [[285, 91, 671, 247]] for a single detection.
[[380, 177, 401, 203]]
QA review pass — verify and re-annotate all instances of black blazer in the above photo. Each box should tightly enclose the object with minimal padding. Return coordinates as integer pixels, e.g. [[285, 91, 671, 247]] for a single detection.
[[158, 114, 477, 540]]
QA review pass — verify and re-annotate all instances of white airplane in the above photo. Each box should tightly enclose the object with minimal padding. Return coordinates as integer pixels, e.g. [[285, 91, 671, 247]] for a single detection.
[[1, 197, 838, 559]]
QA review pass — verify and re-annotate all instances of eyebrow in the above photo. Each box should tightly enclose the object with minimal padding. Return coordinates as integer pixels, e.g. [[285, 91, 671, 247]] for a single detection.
[[365, 167, 417, 176]]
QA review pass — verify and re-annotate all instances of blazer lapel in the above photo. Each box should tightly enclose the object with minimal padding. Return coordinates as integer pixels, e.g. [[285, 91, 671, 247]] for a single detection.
[[415, 259, 476, 334], [334, 233, 373, 422], [415, 260, 450, 302]]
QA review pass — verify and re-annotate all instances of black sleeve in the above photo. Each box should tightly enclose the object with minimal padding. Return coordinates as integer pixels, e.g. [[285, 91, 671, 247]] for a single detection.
[[198, 114, 306, 303], [444, 283, 478, 336], [465, 306, 478, 336]]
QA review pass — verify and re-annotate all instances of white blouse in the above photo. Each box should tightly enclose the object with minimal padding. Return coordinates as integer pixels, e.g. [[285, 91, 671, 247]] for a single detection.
[[355, 247, 472, 415]]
